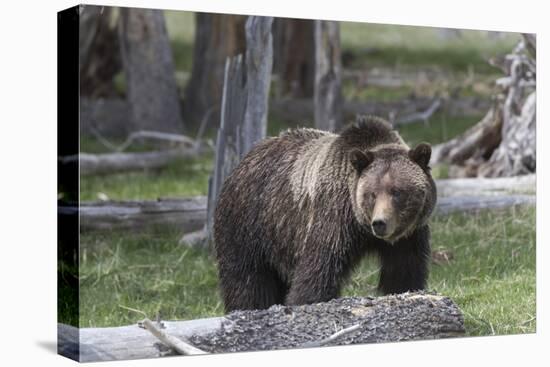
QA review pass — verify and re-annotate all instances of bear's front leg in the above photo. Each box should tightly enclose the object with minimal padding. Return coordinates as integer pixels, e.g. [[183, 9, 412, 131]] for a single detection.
[[377, 225, 431, 295], [284, 256, 343, 306]]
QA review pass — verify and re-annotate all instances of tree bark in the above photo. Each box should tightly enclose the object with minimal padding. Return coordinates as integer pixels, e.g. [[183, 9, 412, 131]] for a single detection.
[[79, 5, 121, 98], [182, 13, 247, 126], [272, 18, 315, 98], [242, 16, 274, 156], [119, 8, 183, 133], [314, 20, 343, 132], [205, 16, 273, 241], [58, 293, 464, 362]]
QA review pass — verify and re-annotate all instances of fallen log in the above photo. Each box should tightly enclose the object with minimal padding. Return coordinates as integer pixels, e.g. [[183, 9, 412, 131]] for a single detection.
[[435, 195, 535, 216], [75, 175, 535, 234], [78, 196, 207, 233], [58, 292, 464, 362], [436, 174, 535, 197], [61, 146, 211, 176]]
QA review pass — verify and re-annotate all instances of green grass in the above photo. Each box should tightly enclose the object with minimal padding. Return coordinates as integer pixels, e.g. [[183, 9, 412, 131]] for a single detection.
[[79, 228, 223, 327], [79, 206, 535, 337], [79, 154, 212, 201]]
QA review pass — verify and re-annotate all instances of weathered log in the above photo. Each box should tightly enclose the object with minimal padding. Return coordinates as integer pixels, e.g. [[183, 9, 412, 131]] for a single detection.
[[62, 146, 210, 176], [436, 174, 535, 197], [58, 292, 464, 362], [435, 195, 535, 216], [77, 196, 206, 232], [314, 20, 343, 132]]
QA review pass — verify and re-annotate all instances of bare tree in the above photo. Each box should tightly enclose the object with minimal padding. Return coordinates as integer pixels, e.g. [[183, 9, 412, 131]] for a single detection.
[[182, 13, 247, 126], [314, 20, 343, 132], [119, 8, 183, 133]]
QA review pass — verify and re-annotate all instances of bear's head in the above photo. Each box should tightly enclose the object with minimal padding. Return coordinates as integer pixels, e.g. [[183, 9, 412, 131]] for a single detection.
[[350, 143, 436, 243]]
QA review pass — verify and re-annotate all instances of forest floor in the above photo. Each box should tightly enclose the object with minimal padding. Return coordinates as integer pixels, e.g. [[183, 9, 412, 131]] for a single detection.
[[71, 17, 536, 339]]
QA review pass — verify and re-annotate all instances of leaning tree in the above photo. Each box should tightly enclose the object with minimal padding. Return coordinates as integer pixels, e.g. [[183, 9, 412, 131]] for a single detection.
[[431, 34, 536, 178]]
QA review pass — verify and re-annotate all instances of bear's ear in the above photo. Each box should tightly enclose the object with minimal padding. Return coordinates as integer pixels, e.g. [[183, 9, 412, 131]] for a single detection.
[[350, 149, 374, 173], [409, 142, 432, 169]]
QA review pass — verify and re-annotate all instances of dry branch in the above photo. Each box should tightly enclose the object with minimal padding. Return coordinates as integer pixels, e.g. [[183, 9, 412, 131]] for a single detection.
[[140, 318, 207, 356], [58, 292, 464, 362]]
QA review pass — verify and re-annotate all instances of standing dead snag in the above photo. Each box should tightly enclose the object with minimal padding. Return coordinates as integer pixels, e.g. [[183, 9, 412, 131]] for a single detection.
[[431, 34, 536, 178], [314, 20, 343, 132], [201, 16, 274, 244]]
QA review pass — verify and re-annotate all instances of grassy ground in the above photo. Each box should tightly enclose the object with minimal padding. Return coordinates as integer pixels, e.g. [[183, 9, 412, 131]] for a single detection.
[[79, 206, 535, 336]]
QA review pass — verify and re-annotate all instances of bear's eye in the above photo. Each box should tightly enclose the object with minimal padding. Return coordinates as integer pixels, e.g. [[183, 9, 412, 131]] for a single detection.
[[390, 189, 402, 198]]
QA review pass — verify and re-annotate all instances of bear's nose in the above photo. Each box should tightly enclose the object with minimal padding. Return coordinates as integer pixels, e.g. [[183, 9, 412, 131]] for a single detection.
[[372, 219, 387, 236]]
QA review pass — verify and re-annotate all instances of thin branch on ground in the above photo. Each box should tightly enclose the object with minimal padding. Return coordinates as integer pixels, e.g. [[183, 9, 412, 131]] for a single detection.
[[139, 318, 207, 356], [300, 323, 362, 348]]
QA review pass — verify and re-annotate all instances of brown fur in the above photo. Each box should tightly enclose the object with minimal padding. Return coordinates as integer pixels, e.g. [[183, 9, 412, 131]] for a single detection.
[[214, 115, 436, 312]]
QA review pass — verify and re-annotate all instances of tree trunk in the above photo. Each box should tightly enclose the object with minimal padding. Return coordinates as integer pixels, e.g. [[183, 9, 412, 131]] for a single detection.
[[119, 8, 183, 133], [204, 16, 273, 243], [79, 5, 121, 98], [242, 16, 274, 155], [314, 20, 343, 132], [182, 13, 247, 126], [431, 34, 536, 178], [272, 18, 315, 98]]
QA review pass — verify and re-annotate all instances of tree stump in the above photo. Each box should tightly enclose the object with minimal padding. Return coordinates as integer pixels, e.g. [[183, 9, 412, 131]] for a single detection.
[[431, 34, 536, 178]]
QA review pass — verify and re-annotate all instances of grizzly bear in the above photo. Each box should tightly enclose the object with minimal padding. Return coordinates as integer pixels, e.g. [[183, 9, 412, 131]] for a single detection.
[[214, 115, 437, 312]]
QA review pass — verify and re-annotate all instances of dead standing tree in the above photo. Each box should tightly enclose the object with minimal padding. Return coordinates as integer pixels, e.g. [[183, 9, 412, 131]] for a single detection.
[[119, 8, 183, 133], [314, 20, 343, 132], [431, 34, 536, 177], [179, 16, 273, 246]]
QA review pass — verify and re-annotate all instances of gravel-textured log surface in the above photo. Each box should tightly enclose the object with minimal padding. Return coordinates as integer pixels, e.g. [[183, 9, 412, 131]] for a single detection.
[[57, 293, 464, 361], [189, 292, 464, 353]]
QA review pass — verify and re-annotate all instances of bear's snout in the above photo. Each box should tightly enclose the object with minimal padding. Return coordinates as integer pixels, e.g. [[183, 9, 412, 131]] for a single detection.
[[372, 219, 387, 236]]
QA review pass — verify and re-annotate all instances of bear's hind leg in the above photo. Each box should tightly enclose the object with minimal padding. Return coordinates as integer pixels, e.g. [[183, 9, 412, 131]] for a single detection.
[[218, 266, 287, 312]]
